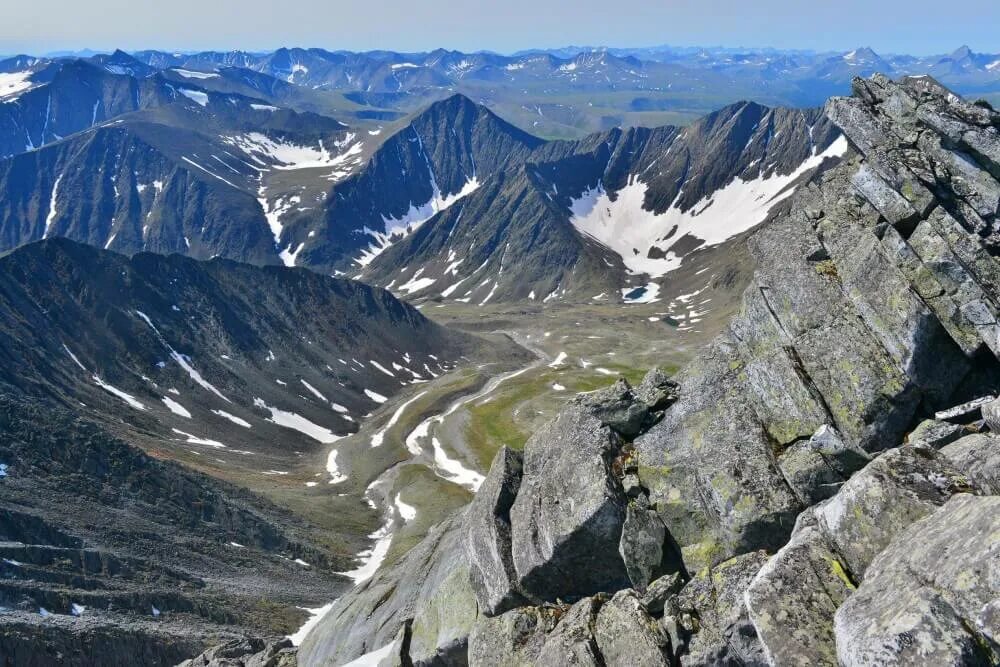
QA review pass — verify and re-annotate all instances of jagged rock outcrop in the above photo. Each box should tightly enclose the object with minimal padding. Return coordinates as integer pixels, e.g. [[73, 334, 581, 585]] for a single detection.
[[505, 379, 683, 604], [300, 74, 1000, 667], [636, 73, 1000, 573], [745, 445, 979, 664], [466, 446, 529, 616], [508, 393, 633, 601], [178, 638, 297, 667]]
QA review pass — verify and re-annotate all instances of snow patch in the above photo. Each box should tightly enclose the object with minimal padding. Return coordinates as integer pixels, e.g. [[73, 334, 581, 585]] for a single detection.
[[0, 71, 35, 99], [178, 88, 209, 107], [394, 493, 417, 521], [93, 376, 146, 411], [173, 68, 218, 79], [171, 429, 227, 448], [365, 389, 388, 404], [288, 602, 335, 646], [568, 136, 848, 276], [212, 409, 252, 428], [254, 398, 342, 444], [370, 391, 427, 448], [162, 396, 192, 418]]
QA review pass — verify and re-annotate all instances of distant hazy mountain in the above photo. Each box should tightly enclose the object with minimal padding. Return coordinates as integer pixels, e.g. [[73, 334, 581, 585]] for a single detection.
[[118, 44, 1000, 137]]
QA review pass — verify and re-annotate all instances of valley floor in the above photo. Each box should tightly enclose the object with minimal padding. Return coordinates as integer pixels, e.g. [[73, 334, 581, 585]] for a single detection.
[[283, 246, 754, 639]]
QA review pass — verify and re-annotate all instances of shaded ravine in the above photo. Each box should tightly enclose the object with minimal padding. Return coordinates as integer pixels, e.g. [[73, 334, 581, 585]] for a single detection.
[[288, 335, 546, 645]]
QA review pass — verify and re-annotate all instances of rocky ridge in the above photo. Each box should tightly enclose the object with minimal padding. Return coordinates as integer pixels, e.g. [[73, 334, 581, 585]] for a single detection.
[[298, 75, 1000, 666]]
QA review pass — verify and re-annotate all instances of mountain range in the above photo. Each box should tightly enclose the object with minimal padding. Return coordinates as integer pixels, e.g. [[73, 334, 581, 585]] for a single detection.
[[0, 52, 847, 304], [5, 44, 1000, 139]]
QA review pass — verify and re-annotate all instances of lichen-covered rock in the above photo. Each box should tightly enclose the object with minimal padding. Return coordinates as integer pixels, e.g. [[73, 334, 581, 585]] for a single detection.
[[744, 525, 855, 667], [834, 494, 1000, 666], [669, 551, 769, 665], [940, 433, 1000, 494], [466, 446, 529, 616], [469, 591, 671, 667], [813, 447, 975, 578], [635, 367, 681, 411], [509, 402, 631, 601], [906, 418, 970, 450], [746, 431, 997, 666], [593, 590, 671, 666], [468, 605, 560, 667], [298, 513, 477, 667], [532, 597, 605, 667]]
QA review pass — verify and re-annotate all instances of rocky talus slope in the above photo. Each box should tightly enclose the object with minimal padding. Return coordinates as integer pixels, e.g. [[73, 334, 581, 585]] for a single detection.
[[295, 74, 1000, 666]]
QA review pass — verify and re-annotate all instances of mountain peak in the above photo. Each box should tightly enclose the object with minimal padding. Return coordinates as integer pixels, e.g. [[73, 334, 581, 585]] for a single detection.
[[948, 44, 974, 60], [843, 46, 881, 63]]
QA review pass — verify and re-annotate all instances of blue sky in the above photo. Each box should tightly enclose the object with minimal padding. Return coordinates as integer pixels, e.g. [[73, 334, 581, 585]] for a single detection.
[[1, 0, 997, 56]]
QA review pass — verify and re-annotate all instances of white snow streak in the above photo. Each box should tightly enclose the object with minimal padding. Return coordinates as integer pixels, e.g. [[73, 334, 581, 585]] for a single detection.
[[254, 398, 342, 444]]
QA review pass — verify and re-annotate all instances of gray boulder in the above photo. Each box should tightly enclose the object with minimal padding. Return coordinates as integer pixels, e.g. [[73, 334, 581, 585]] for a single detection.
[[593, 590, 671, 666], [744, 525, 854, 667], [906, 418, 970, 450], [777, 440, 848, 506], [813, 447, 975, 578], [834, 494, 1000, 666], [581, 378, 656, 439], [466, 446, 529, 616], [509, 401, 631, 601], [940, 433, 1000, 494], [983, 397, 1000, 433], [640, 572, 685, 616], [635, 367, 681, 411], [619, 501, 682, 593], [936, 395, 997, 422]]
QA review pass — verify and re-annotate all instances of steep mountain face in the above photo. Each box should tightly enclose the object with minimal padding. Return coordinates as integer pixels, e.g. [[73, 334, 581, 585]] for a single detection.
[[0, 59, 181, 159], [0, 238, 474, 475], [285, 94, 542, 272], [359, 102, 842, 303], [298, 75, 1000, 666], [0, 90, 362, 264]]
